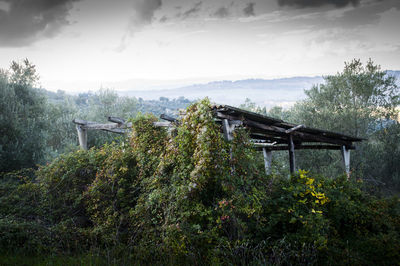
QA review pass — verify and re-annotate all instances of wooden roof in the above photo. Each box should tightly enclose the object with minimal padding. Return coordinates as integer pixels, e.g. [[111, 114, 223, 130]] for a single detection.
[[212, 105, 364, 150]]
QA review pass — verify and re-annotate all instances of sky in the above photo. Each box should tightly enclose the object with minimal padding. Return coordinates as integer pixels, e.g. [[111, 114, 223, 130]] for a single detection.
[[0, 0, 399, 92]]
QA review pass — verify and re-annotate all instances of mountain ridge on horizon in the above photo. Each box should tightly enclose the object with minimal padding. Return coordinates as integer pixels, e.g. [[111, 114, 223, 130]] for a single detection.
[[44, 71, 400, 108], [116, 70, 400, 108]]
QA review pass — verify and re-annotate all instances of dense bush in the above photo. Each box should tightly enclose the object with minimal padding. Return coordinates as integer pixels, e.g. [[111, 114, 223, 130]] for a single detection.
[[0, 99, 399, 265]]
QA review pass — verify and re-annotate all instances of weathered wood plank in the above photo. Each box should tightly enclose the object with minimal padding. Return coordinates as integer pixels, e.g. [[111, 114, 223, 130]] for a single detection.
[[82, 123, 128, 130], [102, 128, 126, 134], [289, 134, 296, 174], [108, 117, 125, 124], [73, 119, 90, 125], [215, 112, 353, 146], [76, 125, 87, 150], [222, 119, 233, 141], [160, 114, 178, 123], [254, 144, 355, 150], [153, 121, 172, 127], [285, 124, 305, 134], [341, 145, 351, 179], [214, 105, 364, 142], [74, 118, 173, 130], [262, 148, 272, 175], [253, 142, 277, 147]]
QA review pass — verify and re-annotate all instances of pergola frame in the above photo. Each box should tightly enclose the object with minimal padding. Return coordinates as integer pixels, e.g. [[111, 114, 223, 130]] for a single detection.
[[212, 105, 363, 176], [72, 117, 171, 151], [72, 105, 363, 177]]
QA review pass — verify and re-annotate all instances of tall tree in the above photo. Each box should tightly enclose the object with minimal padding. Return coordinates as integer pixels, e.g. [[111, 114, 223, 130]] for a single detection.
[[0, 59, 48, 171], [292, 59, 399, 189], [293, 59, 399, 137]]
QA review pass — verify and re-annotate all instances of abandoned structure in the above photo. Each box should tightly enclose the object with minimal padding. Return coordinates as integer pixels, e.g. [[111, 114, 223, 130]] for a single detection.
[[73, 105, 363, 176]]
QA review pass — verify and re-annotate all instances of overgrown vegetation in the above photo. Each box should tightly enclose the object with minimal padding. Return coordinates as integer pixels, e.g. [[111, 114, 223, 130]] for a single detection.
[[1, 99, 399, 265], [0, 58, 399, 264]]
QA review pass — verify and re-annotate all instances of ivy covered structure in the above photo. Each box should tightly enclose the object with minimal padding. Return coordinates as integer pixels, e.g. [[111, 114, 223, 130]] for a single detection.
[[74, 103, 363, 176], [211, 105, 363, 176], [1, 99, 398, 265]]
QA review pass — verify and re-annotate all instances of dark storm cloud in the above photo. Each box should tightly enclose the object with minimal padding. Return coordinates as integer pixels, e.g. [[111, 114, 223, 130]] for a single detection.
[[213, 7, 230, 18], [0, 0, 79, 47], [264, 0, 400, 47], [330, 0, 400, 29], [277, 0, 360, 8], [159, 15, 168, 23], [181, 1, 202, 19], [243, 2, 255, 17], [116, 0, 163, 52], [299, 0, 399, 28], [131, 0, 162, 25]]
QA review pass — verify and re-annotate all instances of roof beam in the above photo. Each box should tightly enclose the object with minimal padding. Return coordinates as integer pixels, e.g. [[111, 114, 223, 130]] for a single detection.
[[285, 124, 305, 134], [255, 144, 355, 151], [215, 112, 354, 147]]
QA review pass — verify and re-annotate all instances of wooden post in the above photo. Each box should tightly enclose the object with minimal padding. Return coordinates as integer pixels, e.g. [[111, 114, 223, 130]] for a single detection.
[[222, 118, 237, 174], [341, 145, 350, 178], [288, 134, 296, 174], [262, 148, 272, 175], [222, 119, 234, 141], [76, 125, 88, 150]]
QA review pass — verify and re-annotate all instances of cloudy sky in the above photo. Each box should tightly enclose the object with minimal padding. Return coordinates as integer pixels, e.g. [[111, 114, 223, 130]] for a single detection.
[[0, 0, 399, 92]]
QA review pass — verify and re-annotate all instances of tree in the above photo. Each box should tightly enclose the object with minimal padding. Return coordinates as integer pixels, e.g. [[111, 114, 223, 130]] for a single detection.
[[9, 59, 39, 87], [291, 59, 400, 190], [293, 59, 399, 137], [239, 98, 267, 115], [0, 59, 48, 171]]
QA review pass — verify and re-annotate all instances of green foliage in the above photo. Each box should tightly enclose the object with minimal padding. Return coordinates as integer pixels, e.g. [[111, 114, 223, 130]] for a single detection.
[[43, 88, 191, 155], [0, 60, 192, 173], [44, 96, 79, 158], [0, 169, 40, 220], [9, 59, 39, 87], [239, 97, 267, 115], [37, 148, 109, 224], [1, 98, 399, 265], [0, 169, 50, 255], [363, 122, 400, 191], [0, 60, 48, 171], [291, 59, 400, 188], [293, 58, 399, 137]]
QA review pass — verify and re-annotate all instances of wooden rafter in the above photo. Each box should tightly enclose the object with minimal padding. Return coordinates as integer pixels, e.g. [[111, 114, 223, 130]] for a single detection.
[[212, 104, 364, 175], [72, 117, 172, 150], [72, 105, 364, 177]]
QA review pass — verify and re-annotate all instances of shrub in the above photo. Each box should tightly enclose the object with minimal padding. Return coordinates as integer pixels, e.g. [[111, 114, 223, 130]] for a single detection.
[[0, 99, 399, 265]]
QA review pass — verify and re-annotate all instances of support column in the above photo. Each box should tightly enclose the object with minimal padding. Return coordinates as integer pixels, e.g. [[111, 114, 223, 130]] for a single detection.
[[76, 125, 88, 150], [288, 134, 296, 174], [262, 148, 272, 175], [222, 119, 233, 141], [222, 119, 238, 174], [341, 145, 350, 178]]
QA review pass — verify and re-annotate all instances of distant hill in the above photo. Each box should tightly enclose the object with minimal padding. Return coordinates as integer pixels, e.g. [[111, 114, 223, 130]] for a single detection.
[[118, 76, 325, 108], [117, 71, 400, 108]]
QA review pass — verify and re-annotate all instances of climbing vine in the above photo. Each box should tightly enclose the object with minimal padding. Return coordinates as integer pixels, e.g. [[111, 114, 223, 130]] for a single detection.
[[0, 98, 399, 265]]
